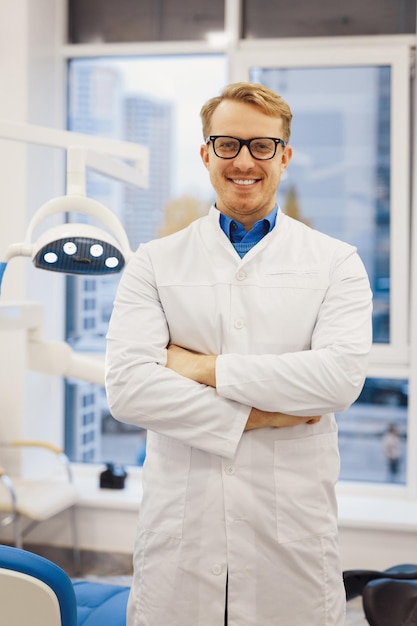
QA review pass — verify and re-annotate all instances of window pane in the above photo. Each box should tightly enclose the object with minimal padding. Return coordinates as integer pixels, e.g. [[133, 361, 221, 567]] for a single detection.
[[68, 0, 225, 43], [243, 0, 416, 38], [65, 55, 226, 463], [251, 66, 390, 343], [336, 378, 407, 484]]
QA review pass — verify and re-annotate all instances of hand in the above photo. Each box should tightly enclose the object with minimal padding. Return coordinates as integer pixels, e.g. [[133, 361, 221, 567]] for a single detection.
[[244, 408, 321, 431], [166, 344, 217, 387]]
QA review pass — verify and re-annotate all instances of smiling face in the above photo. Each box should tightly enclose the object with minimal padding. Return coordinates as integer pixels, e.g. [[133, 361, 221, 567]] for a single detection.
[[200, 99, 292, 230]]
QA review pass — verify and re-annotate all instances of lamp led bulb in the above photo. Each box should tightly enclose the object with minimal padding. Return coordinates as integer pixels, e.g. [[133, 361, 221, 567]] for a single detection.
[[33, 223, 125, 275], [63, 241, 77, 255]]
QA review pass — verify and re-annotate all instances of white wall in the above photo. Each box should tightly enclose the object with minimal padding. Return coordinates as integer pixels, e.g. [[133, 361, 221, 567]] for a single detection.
[[0, 0, 66, 467], [339, 525, 417, 571], [0, 0, 31, 457]]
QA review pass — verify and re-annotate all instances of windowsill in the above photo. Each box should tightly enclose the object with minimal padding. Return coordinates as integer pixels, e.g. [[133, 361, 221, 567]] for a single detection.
[[71, 464, 417, 532], [71, 463, 142, 511], [336, 482, 417, 533]]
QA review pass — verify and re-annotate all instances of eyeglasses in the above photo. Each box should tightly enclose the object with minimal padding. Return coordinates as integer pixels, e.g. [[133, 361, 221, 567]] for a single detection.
[[205, 135, 287, 160]]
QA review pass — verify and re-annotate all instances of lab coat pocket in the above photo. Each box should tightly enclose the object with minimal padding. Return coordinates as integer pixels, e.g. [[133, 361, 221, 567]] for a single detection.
[[139, 434, 191, 539], [274, 432, 340, 544]]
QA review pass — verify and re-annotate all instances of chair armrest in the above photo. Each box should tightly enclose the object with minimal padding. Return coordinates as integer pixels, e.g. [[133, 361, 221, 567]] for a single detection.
[[0, 470, 18, 523], [1, 440, 73, 483], [10, 440, 63, 455]]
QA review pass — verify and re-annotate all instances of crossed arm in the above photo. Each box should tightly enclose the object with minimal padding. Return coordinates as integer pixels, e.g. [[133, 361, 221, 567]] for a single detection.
[[166, 344, 321, 431]]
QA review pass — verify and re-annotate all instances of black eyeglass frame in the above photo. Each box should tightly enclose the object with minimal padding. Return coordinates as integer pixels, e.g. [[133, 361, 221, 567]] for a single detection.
[[205, 135, 287, 160]]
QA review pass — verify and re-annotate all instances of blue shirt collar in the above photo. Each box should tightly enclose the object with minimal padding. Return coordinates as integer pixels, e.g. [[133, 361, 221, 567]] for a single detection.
[[219, 205, 278, 243]]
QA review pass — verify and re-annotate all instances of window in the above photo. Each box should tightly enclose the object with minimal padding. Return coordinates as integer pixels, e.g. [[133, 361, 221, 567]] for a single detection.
[[242, 0, 416, 38], [336, 377, 408, 484], [68, 0, 225, 43], [235, 41, 411, 364], [83, 298, 95, 311], [65, 54, 227, 464], [252, 65, 391, 344]]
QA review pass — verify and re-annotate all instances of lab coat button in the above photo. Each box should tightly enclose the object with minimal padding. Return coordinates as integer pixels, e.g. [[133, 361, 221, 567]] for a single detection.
[[236, 270, 246, 281], [234, 319, 244, 329], [212, 564, 222, 575], [225, 465, 235, 475]]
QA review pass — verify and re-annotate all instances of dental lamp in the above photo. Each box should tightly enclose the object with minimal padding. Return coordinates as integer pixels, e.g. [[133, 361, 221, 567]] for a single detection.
[[0, 121, 149, 385], [2, 193, 131, 280], [0, 123, 149, 292]]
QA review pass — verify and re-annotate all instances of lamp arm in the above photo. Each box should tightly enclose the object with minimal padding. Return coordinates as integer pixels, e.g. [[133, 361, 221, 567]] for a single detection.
[[65, 144, 148, 193], [0, 120, 149, 184], [86, 149, 148, 189], [2, 243, 33, 263], [0, 303, 104, 385], [0, 245, 34, 294], [26, 335, 105, 386]]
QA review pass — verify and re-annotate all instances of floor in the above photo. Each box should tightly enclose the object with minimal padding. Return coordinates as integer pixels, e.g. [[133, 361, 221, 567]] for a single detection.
[[346, 598, 369, 625], [23, 544, 369, 624]]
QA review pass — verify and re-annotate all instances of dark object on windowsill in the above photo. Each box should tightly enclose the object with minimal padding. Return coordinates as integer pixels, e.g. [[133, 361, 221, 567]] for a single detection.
[[99, 463, 127, 489]]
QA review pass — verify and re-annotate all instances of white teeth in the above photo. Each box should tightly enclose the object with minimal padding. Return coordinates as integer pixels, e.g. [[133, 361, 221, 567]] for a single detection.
[[233, 179, 256, 185]]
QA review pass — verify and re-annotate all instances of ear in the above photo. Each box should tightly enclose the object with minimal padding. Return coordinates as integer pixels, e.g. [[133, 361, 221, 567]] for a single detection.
[[280, 145, 293, 172], [200, 143, 210, 169]]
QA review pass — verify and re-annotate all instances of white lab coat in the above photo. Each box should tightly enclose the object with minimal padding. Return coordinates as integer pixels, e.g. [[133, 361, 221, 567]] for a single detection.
[[105, 206, 373, 626]]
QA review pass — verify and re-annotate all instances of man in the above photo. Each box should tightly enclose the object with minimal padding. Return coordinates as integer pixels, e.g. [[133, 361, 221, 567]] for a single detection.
[[105, 82, 373, 626], [383, 423, 402, 481]]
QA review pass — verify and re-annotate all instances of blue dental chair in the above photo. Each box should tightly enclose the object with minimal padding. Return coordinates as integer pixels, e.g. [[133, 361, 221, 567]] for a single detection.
[[0, 544, 130, 626]]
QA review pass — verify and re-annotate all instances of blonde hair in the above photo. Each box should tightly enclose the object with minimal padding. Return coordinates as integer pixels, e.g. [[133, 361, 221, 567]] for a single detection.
[[200, 82, 293, 143]]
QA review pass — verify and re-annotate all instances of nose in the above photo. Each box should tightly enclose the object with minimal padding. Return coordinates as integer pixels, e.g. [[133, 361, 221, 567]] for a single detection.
[[233, 144, 255, 168]]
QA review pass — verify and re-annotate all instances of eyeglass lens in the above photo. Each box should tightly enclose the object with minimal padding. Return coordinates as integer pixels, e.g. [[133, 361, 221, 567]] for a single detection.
[[213, 137, 278, 160]]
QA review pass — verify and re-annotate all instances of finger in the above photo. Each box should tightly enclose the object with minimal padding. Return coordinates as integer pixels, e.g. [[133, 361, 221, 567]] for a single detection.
[[306, 417, 321, 424]]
